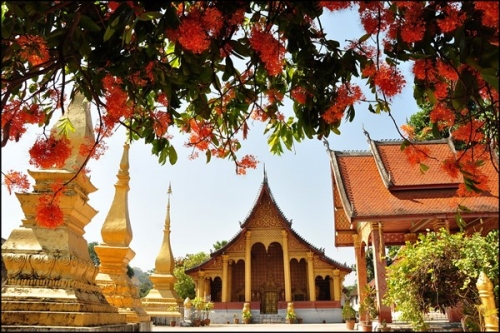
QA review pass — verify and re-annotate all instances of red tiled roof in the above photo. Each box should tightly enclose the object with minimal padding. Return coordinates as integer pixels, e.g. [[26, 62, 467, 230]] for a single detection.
[[330, 139, 499, 222], [373, 140, 461, 189]]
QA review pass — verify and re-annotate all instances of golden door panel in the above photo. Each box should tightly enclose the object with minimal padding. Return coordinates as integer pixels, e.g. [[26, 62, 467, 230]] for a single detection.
[[263, 291, 278, 314]]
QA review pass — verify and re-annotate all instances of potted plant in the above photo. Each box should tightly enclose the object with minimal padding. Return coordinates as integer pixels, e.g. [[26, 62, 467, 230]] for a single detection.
[[242, 310, 252, 324], [358, 285, 379, 332], [285, 310, 297, 324], [342, 302, 357, 330], [379, 319, 391, 332], [167, 305, 178, 327], [204, 301, 214, 326], [191, 296, 204, 327], [233, 314, 239, 324]]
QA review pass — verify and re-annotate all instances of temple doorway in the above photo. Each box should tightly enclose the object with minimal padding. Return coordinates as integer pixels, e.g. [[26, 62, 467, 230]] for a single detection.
[[262, 290, 278, 314]]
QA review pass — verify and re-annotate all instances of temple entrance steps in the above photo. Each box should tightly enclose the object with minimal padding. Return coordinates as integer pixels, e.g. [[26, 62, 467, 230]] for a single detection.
[[253, 314, 286, 324]]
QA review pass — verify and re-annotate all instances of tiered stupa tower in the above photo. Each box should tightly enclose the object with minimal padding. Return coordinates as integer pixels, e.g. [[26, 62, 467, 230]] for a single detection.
[[94, 143, 152, 331], [141, 184, 182, 321], [1, 94, 130, 331]]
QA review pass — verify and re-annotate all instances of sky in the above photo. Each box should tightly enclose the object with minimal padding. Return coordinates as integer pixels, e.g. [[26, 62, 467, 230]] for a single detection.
[[1, 7, 419, 286]]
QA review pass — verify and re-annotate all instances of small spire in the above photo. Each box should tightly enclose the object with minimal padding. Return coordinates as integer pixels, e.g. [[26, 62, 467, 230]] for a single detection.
[[155, 182, 175, 274], [166, 182, 172, 227], [263, 164, 268, 184], [167, 182, 172, 210]]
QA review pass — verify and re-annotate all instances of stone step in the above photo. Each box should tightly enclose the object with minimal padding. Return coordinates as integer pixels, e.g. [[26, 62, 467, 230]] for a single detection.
[[252, 314, 286, 324]]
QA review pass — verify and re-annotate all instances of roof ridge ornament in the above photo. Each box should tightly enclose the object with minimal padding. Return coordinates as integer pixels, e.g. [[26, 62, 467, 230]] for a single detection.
[[362, 124, 372, 142], [323, 137, 331, 152]]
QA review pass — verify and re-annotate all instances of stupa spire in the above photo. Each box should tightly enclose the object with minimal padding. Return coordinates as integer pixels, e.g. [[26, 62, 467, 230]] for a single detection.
[[142, 182, 181, 320], [100, 143, 133, 246], [54, 93, 95, 172], [155, 183, 174, 274], [94, 142, 151, 328]]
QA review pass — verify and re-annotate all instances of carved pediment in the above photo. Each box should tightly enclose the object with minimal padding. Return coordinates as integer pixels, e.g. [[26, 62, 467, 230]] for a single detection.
[[249, 204, 282, 228]]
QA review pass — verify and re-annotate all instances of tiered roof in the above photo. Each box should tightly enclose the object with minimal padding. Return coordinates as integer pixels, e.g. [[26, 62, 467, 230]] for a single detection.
[[329, 137, 499, 247]]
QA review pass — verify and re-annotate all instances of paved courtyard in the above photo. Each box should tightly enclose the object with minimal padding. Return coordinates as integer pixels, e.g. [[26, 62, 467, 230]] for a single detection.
[[152, 323, 354, 332]]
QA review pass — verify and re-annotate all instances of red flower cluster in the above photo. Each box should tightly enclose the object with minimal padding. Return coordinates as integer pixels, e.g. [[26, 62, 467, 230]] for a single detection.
[[290, 87, 309, 105], [430, 103, 456, 131], [29, 135, 72, 169], [17, 34, 50, 67], [175, 5, 223, 54], [237, 155, 258, 175], [1, 100, 45, 142], [249, 25, 285, 76], [186, 118, 213, 151], [102, 74, 133, 125], [322, 84, 363, 124], [79, 137, 108, 162], [36, 194, 64, 228], [152, 110, 172, 137], [404, 145, 430, 166], [2, 170, 30, 195], [373, 64, 406, 98]]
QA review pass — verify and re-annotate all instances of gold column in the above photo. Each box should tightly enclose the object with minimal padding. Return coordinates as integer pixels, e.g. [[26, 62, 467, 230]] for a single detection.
[[282, 230, 292, 302], [228, 261, 233, 302], [370, 223, 391, 323], [197, 271, 206, 298], [353, 234, 369, 323], [477, 271, 499, 332], [245, 231, 252, 302], [306, 251, 316, 301], [221, 255, 229, 302], [204, 278, 211, 300], [332, 269, 340, 301]]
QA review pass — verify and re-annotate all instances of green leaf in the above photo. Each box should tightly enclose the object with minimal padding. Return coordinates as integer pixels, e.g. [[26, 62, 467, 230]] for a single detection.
[[168, 145, 178, 164], [481, 73, 499, 91], [205, 149, 211, 164], [222, 56, 234, 81], [103, 16, 120, 42], [230, 39, 250, 58], [138, 12, 163, 21], [79, 15, 101, 32], [213, 74, 221, 91], [451, 81, 467, 111], [458, 204, 471, 213], [425, 89, 437, 104], [400, 140, 410, 151], [57, 117, 75, 136], [419, 163, 429, 174], [358, 33, 371, 43], [123, 26, 133, 44]]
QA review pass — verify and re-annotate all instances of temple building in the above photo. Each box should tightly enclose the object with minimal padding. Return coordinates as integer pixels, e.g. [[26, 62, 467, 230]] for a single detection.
[[327, 135, 499, 324], [185, 171, 352, 324]]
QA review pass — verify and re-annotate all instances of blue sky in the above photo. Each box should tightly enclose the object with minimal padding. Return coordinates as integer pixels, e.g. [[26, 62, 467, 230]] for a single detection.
[[1, 7, 419, 286]]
